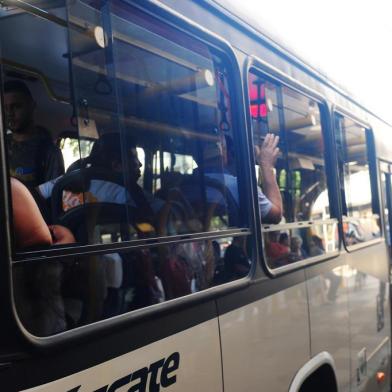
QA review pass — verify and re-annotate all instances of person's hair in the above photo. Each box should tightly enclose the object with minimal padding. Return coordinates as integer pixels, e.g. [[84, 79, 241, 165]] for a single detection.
[[311, 235, 324, 250], [89, 132, 137, 168], [291, 235, 303, 248], [279, 232, 289, 244], [4, 80, 33, 100]]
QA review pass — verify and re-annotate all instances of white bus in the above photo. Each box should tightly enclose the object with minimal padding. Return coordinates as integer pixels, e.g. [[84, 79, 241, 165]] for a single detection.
[[0, 1, 390, 391]]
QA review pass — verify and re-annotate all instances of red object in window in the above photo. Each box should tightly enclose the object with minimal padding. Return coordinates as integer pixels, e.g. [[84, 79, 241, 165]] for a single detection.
[[259, 103, 267, 117], [250, 103, 267, 118], [249, 77, 267, 118]]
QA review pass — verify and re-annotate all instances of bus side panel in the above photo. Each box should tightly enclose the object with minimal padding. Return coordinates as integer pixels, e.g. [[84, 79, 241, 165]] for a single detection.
[[346, 243, 391, 391], [306, 260, 351, 391], [17, 318, 222, 392], [218, 280, 309, 392]]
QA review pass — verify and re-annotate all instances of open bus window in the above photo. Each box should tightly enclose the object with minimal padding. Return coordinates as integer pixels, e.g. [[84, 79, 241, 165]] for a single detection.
[[248, 70, 337, 269], [335, 115, 381, 246]]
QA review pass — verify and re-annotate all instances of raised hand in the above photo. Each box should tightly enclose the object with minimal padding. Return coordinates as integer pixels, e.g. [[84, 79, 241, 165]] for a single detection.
[[255, 133, 280, 168]]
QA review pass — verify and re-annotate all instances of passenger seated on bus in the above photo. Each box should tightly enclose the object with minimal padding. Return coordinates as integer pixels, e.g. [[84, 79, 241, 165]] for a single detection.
[[265, 231, 290, 267], [288, 235, 307, 262], [11, 177, 74, 249], [37, 132, 164, 224], [199, 133, 282, 224], [279, 232, 290, 248], [11, 177, 75, 336], [308, 235, 325, 257], [4, 80, 64, 187], [36, 133, 169, 316]]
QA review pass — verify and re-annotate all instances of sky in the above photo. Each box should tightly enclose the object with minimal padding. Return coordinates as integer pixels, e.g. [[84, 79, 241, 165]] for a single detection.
[[223, 0, 392, 124]]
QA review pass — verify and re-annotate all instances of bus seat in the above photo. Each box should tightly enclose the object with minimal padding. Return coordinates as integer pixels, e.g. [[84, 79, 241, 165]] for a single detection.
[[155, 185, 202, 234], [50, 167, 124, 223], [178, 175, 240, 230], [66, 157, 90, 173], [58, 202, 134, 244]]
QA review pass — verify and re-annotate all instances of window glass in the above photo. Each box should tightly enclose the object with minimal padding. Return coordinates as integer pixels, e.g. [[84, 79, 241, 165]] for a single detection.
[[59, 136, 95, 171], [59, 0, 245, 244], [4, 1, 245, 250], [264, 222, 338, 268], [335, 115, 380, 245], [151, 151, 197, 193], [248, 70, 336, 269], [13, 235, 249, 336], [281, 86, 328, 222]]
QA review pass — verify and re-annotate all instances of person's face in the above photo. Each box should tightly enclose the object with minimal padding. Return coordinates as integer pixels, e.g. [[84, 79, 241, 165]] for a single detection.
[[280, 236, 289, 246], [4, 92, 34, 133], [111, 147, 142, 182], [127, 148, 142, 182], [291, 238, 301, 251]]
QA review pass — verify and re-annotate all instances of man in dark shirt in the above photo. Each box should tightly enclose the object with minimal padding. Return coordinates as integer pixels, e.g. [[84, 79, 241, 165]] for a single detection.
[[4, 80, 64, 187]]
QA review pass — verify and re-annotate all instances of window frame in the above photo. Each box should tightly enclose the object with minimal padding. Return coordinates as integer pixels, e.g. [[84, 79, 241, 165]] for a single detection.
[[379, 159, 392, 249], [332, 106, 382, 253], [2, 0, 258, 347], [13, 2, 252, 259], [245, 55, 341, 277]]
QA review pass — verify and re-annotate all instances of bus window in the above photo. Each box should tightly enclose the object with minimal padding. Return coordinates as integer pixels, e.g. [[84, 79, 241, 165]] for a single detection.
[[380, 162, 392, 249], [58, 0, 247, 243], [335, 115, 381, 245], [248, 70, 337, 269], [151, 151, 197, 193], [6, 1, 251, 336], [58, 135, 96, 172], [13, 235, 244, 336]]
